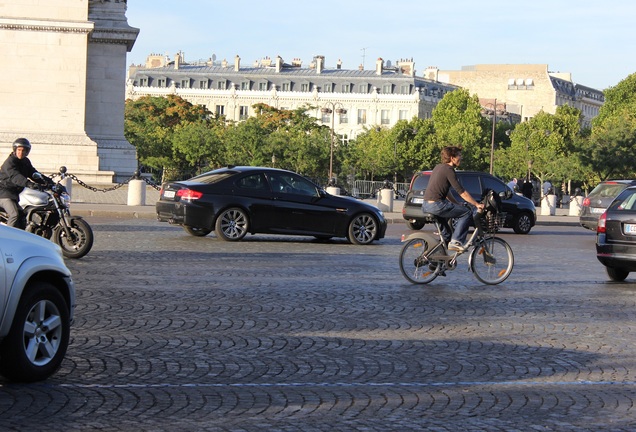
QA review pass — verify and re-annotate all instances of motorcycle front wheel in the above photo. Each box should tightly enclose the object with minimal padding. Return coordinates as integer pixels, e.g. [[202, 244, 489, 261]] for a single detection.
[[53, 218, 94, 259]]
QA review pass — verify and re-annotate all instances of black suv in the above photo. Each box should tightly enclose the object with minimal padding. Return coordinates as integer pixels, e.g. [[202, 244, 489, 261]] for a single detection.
[[402, 170, 537, 234]]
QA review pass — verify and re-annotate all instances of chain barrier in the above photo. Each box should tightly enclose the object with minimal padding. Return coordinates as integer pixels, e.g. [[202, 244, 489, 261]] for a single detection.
[[49, 170, 162, 192]]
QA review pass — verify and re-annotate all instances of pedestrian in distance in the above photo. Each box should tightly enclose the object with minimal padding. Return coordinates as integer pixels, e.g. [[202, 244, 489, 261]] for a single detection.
[[0, 138, 46, 229], [420, 146, 484, 252], [507, 177, 518, 192], [521, 176, 533, 200]]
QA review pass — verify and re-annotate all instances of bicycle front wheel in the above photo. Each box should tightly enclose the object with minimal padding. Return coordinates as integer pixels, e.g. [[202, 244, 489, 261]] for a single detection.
[[470, 236, 514, 285], [399, 238, 442, 284]]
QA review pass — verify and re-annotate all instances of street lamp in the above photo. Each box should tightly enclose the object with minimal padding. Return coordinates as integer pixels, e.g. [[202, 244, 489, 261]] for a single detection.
[[321, 102, 347, 181], [482, 99, 508, 175]]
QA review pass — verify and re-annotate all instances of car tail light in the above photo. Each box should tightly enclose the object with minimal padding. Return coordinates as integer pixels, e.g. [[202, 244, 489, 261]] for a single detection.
[[597, 212, 607, 233], [176, 189, 203, 200], [582, 197, 590, 207]]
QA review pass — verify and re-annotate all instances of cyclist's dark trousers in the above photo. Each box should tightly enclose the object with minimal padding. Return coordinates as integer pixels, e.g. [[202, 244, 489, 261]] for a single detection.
[[421, 200, 472, 244], [0, 198, 26, 229]]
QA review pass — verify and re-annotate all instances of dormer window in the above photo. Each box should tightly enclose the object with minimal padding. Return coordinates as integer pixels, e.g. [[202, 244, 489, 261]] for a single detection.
[[258, 81, 269, 91], [217, 80, 227, 90]]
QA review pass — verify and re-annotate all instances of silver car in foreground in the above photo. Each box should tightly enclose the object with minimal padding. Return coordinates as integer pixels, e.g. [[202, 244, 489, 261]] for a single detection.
[[0, 224, 75, 382]]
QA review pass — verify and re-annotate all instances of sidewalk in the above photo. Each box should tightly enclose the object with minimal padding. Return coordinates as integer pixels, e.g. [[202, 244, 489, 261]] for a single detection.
[[68, 184, 580, 226]]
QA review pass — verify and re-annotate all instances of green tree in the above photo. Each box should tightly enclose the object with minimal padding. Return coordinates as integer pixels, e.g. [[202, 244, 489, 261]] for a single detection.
[[431, 88, 490, 170]]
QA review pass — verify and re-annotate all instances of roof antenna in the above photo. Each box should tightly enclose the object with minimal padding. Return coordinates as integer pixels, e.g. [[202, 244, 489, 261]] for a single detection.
[[361, 47, 368, 70]]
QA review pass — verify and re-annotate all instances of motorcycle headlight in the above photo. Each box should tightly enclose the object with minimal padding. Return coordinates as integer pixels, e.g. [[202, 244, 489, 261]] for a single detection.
[[61, 192, 71, 207]]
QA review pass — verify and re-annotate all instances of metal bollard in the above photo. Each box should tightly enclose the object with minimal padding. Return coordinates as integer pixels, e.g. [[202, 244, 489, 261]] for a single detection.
[[127, 179, 146, 206]]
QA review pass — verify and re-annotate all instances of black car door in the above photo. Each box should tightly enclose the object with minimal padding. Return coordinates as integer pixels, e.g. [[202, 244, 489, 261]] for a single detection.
[[233, 173, 278, 232], [265, 172, 335, 234]]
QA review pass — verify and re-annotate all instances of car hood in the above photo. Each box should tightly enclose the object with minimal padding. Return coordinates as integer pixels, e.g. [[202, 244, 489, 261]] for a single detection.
[[325, 193, 385, 214], [0, 225, 64, 262]]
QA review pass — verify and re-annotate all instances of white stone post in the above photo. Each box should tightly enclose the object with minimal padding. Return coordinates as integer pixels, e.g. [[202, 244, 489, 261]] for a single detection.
[[326, 186, 340, 195], [379, 188, 394, 212], [569, 196, 583, 216], [541, 194, 556, 216], [127, 179, 146, 206]]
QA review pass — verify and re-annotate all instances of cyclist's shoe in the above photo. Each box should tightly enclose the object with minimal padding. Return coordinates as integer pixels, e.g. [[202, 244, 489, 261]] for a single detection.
[[448, 240, 466, 253]]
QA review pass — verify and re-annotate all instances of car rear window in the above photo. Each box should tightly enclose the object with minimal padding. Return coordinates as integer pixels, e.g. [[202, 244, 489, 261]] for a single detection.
[[610, 189, 636, 211], [411, 173, 430, 191], [189, 172, 234, 184], [590, 183, 630, 198]]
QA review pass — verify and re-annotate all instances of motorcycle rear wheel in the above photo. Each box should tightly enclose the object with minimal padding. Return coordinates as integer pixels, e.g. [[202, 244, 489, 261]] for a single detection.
[[53, 218, 94, 259]]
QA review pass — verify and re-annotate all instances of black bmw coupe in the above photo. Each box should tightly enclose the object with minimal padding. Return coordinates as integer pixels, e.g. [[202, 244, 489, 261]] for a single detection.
[[156, 166, 387, 245]]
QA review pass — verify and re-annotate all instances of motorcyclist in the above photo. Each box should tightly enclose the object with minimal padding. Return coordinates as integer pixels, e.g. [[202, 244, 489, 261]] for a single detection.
[[0, 138, 46, 228]]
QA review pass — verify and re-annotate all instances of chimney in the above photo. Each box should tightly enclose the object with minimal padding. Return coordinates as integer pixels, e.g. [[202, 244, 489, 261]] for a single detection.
[[315, 55, 324, 74], [398, 58, 415, 77], [234, 55, 240, 72], [336, 59, 342, 70], [376, 57, 384, 75], [221, 58, 228, 68], [174, 52, 180, 70], [292, 58, 302, 67], [276, 55, 283, 73], [358, 64, 364, 71]]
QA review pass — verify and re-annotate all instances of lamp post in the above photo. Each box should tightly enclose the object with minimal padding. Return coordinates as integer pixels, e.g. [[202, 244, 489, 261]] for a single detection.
[[321, 102, 347, 181], [483, 99, 507, 175]]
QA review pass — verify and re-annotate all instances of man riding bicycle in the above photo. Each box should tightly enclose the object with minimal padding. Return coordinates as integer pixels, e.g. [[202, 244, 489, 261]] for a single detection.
[[420, 146, 484, 252]]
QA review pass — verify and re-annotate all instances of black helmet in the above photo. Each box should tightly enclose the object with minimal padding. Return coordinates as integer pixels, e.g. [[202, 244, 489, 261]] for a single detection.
[[12, 138, 31, 154]]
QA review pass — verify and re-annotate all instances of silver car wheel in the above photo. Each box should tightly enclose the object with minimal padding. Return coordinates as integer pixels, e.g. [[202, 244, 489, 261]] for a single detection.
[[348, 213, 378, 245], [23, 299, 64, 367], [215, 208, 249, 241]]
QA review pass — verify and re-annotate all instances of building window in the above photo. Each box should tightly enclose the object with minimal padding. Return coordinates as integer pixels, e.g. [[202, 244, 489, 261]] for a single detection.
[[239, 106, 249, 120], [181, 79, 190, 89], [301, 83, 310, 92], [241, 81, 250, 90], [358, 84, 368, 94], [400, 85, 410, 94], [139, 77, 148, 87], [282, 82, 291, 91], [157, 78, 166, 87], [382, 84, 392, 94], [399, 110, 409, 120], [357, 109, 366, 124], [199, 80, 208, 89], [341, 83, 351, 93], [381, 110, 390, 124], [259, 82, 268, 91], [323, 83, 333, 93], [216, 105, 225, 116]]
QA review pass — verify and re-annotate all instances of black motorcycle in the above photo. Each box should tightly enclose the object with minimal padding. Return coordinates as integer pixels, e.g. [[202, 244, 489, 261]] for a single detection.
[[0, 167, 93, 259]]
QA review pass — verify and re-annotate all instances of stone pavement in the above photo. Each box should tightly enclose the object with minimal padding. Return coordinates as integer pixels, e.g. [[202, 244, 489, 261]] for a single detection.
[[68, 183, 580, 226]]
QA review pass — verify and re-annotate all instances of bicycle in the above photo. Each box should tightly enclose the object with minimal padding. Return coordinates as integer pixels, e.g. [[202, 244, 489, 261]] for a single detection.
[[399, 190, 514, 285]]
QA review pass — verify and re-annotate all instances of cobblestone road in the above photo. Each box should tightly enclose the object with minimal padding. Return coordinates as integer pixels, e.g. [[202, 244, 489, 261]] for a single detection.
[[1, 221, 635, 431]]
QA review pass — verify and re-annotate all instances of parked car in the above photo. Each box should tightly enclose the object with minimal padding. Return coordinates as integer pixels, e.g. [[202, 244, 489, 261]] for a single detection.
[[0, 225, 75, 382], [596, 186, 636, 281], [580, 180, 636, 231], [402, 170, 536, 234], [156, 166, 387, 245]]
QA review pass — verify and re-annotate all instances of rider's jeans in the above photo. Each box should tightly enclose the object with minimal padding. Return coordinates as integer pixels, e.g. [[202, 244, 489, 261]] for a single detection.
[[0, 198, 25, 229], [421, 200, 473, 245]]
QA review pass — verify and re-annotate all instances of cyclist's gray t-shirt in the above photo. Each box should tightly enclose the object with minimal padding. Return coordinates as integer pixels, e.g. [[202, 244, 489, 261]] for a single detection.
[[423, 163, 465, 202]]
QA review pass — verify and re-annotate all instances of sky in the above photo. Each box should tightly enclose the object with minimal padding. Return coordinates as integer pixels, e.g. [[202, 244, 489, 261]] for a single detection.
[[124, 0, 636, 91]]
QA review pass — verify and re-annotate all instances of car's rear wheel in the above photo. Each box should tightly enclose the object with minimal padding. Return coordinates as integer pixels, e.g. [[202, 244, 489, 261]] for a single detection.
[[606, 267, 629, 282], [0, 282, 70, 382], [348, 213, 378, 245], [513, 212, 533, 234], [406, 220, 424, 230], [183, 226, 212, 237], [215, 208, 249, 241]]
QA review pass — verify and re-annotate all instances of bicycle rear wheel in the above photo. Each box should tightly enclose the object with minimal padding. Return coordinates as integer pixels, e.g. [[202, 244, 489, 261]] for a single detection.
[[399, 238, 442, 284], [470, 236, 514, 285]]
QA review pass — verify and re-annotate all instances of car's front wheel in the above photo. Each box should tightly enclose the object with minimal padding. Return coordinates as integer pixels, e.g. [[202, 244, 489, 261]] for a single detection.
[[607, 267, 629, 282], [348, 213, 378, 245], [215, 208, 249, 241], [0, 282, 70, 382], [513, 212, 533, 234]]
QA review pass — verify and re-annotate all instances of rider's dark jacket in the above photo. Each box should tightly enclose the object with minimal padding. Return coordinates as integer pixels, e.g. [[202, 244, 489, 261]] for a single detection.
[[0, 153, 37, 201]]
